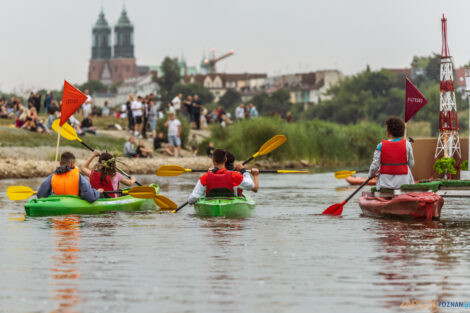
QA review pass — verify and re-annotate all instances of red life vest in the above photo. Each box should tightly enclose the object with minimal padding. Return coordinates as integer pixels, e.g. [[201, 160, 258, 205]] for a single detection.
[[90, 170, 117, 198], [205, 170, 235, 196], [380, 139, 408, 175]]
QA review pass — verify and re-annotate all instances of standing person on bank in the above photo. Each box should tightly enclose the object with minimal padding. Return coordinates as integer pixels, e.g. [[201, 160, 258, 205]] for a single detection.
[[172, 93, 182, 113], [164, 113, 182, 157], [192, 94, 202, 130], [131, 96, 144, 137], [368, 116, 415, 191]]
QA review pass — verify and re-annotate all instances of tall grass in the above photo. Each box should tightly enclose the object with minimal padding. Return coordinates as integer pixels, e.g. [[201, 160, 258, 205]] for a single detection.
[[205, 118, 385, 167]]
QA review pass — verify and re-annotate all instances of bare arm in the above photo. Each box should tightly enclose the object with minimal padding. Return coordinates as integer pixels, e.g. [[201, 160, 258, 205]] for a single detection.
[[251, 168, 259, 192], [177, 125, 182, 137], [119, 175, 136, 186], [80, 150, 100, 177]]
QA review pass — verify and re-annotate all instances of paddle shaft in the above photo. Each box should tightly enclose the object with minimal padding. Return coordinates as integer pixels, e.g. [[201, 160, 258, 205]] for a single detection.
[[78, 141, 142, 186], [173, 201, 189, 213], [242, 156, 254, 165], [344, 176, 375, 203]]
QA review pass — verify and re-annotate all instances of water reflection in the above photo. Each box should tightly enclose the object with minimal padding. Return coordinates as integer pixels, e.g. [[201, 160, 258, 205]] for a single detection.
[[50, 215, 81, 313], [372, 219, 461, 310]]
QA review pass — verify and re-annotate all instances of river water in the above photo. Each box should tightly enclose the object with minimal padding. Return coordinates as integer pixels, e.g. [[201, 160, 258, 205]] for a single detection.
[[0, 173, 469, 313]]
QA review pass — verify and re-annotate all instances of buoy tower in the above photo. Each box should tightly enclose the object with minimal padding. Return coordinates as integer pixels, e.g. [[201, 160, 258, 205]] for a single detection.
[[435, 14, 461, 159]]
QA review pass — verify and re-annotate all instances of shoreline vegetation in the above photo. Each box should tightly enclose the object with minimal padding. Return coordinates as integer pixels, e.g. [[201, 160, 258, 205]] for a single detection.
[[0, 115, 452, 180]]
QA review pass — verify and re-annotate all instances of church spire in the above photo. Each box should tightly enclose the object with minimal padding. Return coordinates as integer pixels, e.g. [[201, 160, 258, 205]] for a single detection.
[[91, 9, 111, 59], [114, 7, 134, 58]]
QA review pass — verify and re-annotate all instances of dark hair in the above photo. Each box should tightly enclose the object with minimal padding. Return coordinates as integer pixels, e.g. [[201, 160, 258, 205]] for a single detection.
[[60, 152, 75, 166], [225, 151, 235, 170], [213, 148, 226, 164], [95, 152, 117, 184], [386, 116, 405, 137]]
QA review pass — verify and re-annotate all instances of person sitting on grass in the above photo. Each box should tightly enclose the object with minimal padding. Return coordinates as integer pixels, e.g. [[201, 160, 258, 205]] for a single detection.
[[37, 151, 101, 202], [124, 136, 137, 158], [368, 116, 415, 191], [188, 148, 259, 204], [79, 114, 97, 135], [153, 132, 174, 156], [136, 139, 153, 158], [80, 150, 136, 198], [206, 142, 215, 158]]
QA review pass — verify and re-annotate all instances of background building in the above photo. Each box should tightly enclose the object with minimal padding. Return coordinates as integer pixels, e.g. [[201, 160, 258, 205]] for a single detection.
[[88, 8, 137, 86]]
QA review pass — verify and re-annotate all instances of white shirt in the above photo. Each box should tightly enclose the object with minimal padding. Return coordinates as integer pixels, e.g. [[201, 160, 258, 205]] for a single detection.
[[368, 139, 415, 190], [168, 105, 176, 115], [235, 106, 245, 119], [167, 119, 181, 137], [131, 101, 143, 117], [120, 104, 127, 118], [188, 172, 255, 204], [171, 96, 181, 110]]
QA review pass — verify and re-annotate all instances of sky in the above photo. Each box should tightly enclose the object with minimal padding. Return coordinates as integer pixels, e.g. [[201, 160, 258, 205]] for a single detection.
[[1, 0, 470, 93]]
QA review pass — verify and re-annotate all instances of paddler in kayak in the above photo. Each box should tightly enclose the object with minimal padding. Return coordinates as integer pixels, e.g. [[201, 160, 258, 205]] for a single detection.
[[37, 151, 101, 202], [368, 116, 415, 190], [188, 148, 259, 204], [225, 150, 259, 194], [80, 150, 136, 197]]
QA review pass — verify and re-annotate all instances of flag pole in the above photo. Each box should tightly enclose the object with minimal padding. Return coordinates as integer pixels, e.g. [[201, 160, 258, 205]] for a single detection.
[[404, 122, 407, 139], [55, 126, 61, 162]]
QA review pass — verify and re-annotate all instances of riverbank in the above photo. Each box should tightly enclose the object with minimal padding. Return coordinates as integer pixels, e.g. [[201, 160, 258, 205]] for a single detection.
[[0, 145, 316, 179]]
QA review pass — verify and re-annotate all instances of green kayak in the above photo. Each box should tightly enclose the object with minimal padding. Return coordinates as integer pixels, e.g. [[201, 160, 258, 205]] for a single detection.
[[194, 195, 255, 218], [24, 184, 159, 217]]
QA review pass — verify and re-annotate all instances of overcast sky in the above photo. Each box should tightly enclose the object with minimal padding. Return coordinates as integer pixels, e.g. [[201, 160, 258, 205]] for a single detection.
[[1, 0, 470, 92]]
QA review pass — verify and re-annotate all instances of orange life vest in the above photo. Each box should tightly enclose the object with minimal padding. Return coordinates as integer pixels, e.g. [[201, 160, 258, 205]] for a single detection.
[[51, 167, 80, 196], [380, 139, 408, 175]]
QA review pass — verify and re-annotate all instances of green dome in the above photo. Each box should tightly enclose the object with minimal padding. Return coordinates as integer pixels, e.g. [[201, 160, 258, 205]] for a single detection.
[[93, 10, 110, 30], [116, 8, 132, 28]]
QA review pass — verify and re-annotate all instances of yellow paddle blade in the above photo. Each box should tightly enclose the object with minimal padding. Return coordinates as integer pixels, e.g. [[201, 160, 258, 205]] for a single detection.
[[8, 213, 25, 221], [154, 194, 178, 210], [7, 186, 36, 200], [52, 119, 80, 142], [254, 135, 287, 158], [334, 170, 356, 179], [123, 186, 156, 199], [277, 170, 310, 174], [156, 165, 191, 176]]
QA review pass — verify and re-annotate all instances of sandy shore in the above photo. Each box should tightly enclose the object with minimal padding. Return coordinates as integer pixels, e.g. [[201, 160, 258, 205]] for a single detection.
[[0, 145, 312, 179]]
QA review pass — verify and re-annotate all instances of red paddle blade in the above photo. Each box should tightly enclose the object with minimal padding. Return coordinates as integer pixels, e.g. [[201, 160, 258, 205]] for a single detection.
[[322, 201, 346, 215]]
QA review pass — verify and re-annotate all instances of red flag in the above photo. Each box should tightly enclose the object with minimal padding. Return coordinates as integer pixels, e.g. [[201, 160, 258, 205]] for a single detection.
[[405, 77, 428, 122], [60, 80, 88, 126]]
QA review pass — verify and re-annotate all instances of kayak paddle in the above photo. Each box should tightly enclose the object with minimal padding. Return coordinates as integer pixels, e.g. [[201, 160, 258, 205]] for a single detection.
[[322, 176, 374, 215], [334, 170, 357, 179], [52, 119, 142, 186], [7, 186, 37, 200], [242, 134, 287, 165], [103, 186, 156, 198], [172, 134, 287, 213], [156, 165, 309, 176]]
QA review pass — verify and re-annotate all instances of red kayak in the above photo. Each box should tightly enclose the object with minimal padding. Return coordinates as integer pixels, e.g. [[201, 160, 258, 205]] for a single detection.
[[346, 176, 376, 186], [359, 192, 444, 221]]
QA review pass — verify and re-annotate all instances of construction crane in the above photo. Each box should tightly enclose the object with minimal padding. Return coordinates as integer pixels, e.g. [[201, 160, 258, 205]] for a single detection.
[[204, 48, 234, 73]]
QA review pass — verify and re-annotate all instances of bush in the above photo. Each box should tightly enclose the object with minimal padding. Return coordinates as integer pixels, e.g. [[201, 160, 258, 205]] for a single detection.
[[156, 113, 190, 148], [206, 117, 385, 167]]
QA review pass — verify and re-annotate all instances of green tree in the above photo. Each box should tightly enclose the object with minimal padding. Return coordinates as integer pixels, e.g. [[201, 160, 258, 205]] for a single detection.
[[218, 88, 241, 111], [250, 89, 292, 116], [78, 80, 108, 94], [170, 83, 214, 104], [157, 57, 181, 104], [110, 81, 123, 93]]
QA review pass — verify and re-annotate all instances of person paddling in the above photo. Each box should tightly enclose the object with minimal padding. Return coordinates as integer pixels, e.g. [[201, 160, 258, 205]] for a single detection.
[[188, 148, 259, 204], [80, 150, 136, 197], [368, 117, 415, 191], [225, 150, 259, 194], [37, 152, 101, 202]]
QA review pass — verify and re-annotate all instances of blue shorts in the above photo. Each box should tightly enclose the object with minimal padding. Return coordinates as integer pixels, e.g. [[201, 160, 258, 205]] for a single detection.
[[148, 119, 157, 131], [169, 135, 181, 147]]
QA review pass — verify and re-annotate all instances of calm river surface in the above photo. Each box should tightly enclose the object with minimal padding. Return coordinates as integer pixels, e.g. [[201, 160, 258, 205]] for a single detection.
[[1, 172, 469, 313]]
